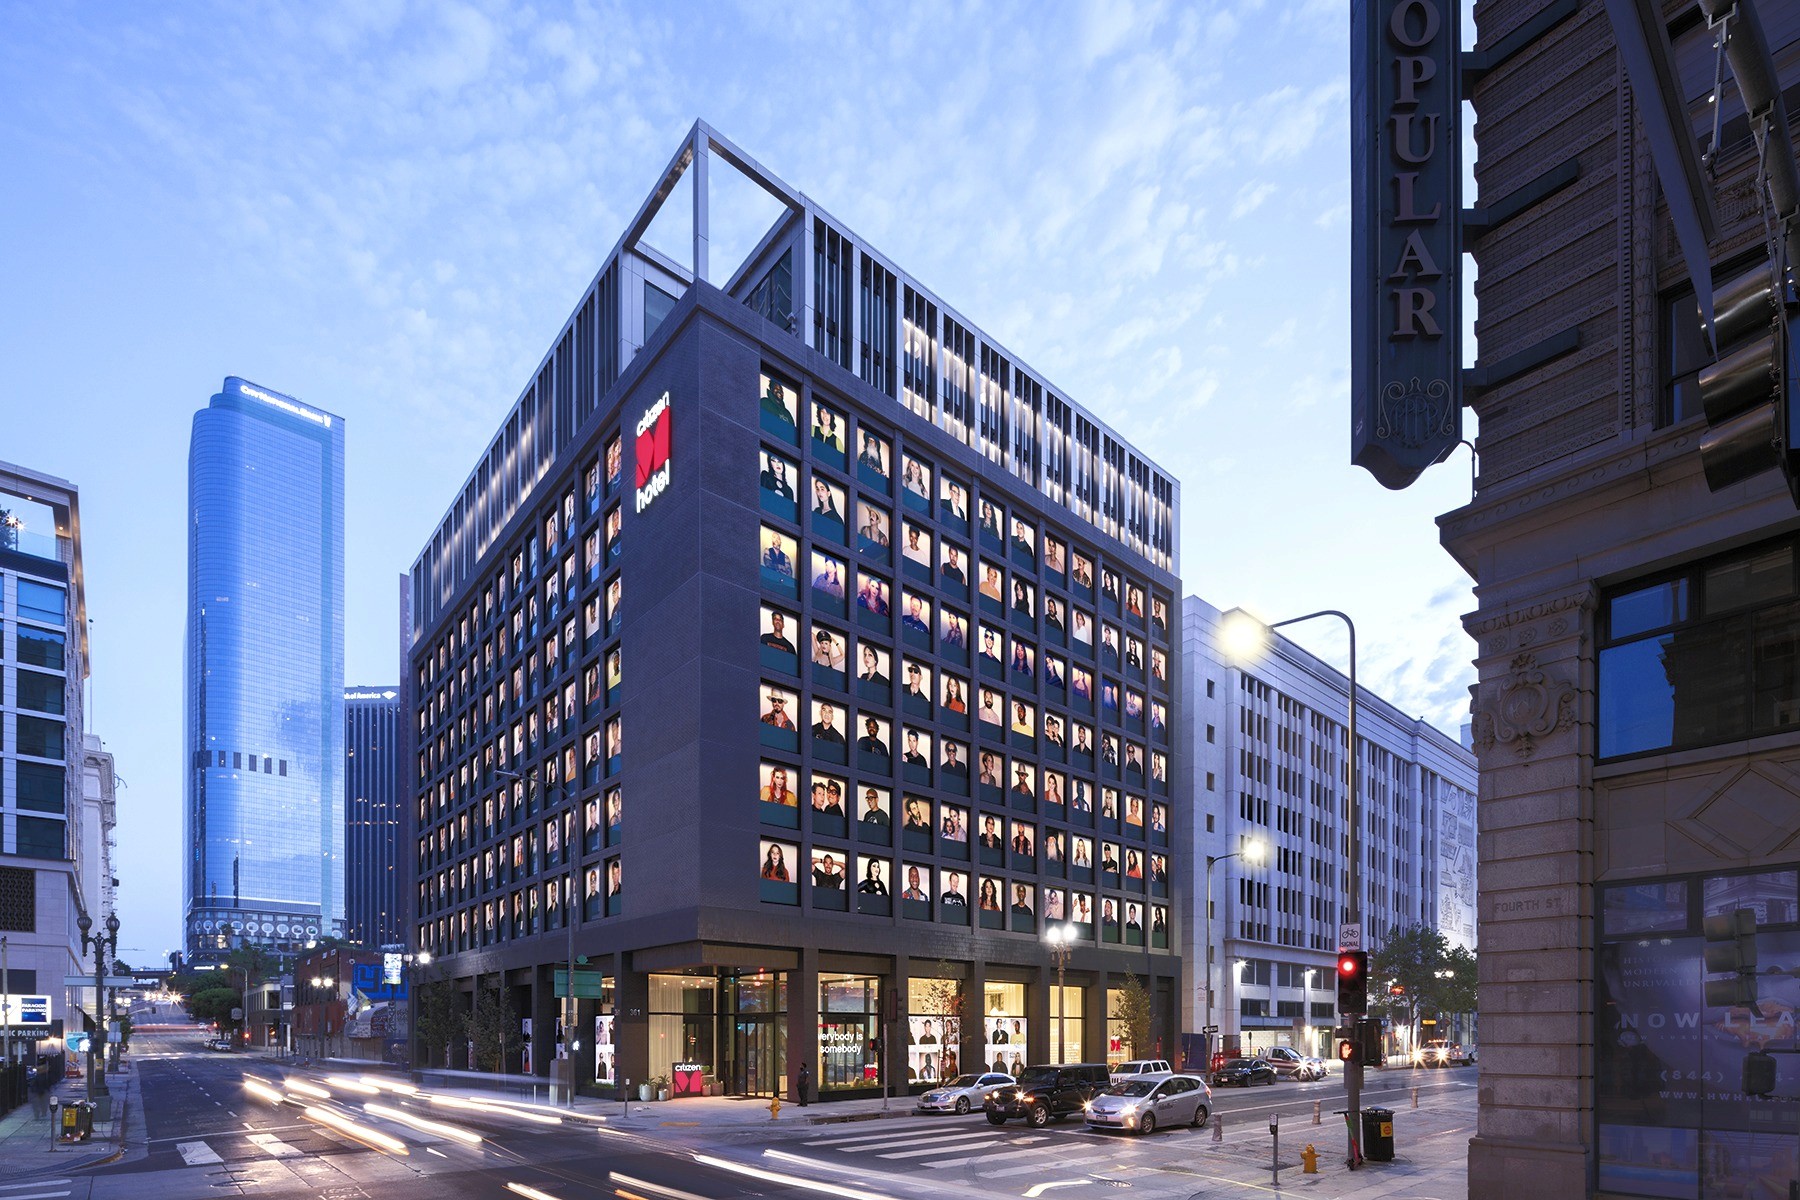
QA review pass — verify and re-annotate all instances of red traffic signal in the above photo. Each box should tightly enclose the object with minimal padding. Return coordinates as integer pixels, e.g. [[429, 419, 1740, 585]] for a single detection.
[[1338, 952, 1362, 979], [1337, 951, 1369, 1014]]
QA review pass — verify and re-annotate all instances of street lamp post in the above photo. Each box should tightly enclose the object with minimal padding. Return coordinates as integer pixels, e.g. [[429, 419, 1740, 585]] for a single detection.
[[1044, 924, 1076, 1063], [1203, 842, 1265, 1066], [1221, 607, 1361, 1166], [76, 912, 120, 1103], [406, 950, 431, 1073]]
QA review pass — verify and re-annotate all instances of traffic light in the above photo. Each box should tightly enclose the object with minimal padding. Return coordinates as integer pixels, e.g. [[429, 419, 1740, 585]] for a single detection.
[[1358, 1018, 1384, 1067], [1696, 263, 1800, 499], [1703, 907, 1759, 1008], [1744, 1049, 1776, 1097], [1337, 1027, 1361, 1066], [1337, 951, 1368, 1015]]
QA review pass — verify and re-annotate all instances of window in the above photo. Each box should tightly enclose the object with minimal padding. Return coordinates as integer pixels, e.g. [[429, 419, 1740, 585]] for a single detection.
[[15, 671, 63, 715], [15, 816, 65, 860], [16, 626, 64, 669], [1599, 535, 1800, 758], [644, 281, 677, 341], [17, 580, 65, 625], [1658, 281, 1716, 429], [16, 716, 63, 760], [16, 763, 64, 813]]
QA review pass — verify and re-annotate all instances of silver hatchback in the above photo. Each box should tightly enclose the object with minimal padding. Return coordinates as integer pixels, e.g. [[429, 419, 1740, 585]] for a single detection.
[[1083, 1073, 1212, 1135]]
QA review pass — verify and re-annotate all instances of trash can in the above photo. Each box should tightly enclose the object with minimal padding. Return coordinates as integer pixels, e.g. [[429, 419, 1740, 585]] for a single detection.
[[1361, 1106, 1394, 1162], [60, 1101, 94, 1143]]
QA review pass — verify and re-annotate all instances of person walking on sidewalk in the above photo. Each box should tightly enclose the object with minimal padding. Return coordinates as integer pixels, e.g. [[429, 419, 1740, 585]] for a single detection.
[[796, 1061, 811, 1107], [28, 1066, 50, 1120]]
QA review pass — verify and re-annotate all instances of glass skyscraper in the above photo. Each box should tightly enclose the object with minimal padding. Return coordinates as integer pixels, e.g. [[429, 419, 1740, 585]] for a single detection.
[[184, 376, 346, 961]]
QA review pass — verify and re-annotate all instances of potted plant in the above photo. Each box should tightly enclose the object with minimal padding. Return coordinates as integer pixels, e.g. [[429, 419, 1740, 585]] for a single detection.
[[652, 1074, 670, 1101], [638, 1079, 654, 1102]]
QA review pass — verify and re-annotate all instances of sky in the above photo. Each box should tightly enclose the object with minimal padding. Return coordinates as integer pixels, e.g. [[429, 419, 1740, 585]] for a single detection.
[[2, 0, 1480, 962]]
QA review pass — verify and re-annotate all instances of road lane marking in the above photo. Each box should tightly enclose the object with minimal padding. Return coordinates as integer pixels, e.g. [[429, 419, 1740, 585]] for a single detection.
[[982, 1155, 1110, 1179], [247, 1133, 302, 1158], [0, 1184, 71, 1193], [803, 1123, 984, 1146], [176, 1141, 223, 1165], [878, 1139, 1007, 1159], [843, 1130, 1030, 1153], [1025, 1185, 1085, 1198]]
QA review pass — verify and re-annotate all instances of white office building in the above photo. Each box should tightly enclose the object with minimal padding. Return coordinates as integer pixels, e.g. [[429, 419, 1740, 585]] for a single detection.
[[1179, 595, 1476, 1061]]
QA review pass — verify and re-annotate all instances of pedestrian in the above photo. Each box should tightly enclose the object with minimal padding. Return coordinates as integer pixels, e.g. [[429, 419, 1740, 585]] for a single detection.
[[796, 1060, 811, 1107], [29, 1067, 50, 1121]]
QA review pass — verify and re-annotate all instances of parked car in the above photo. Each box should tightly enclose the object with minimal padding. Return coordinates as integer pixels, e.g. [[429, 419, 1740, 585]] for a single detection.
[[1260, 1046, 1322, 1081], [1109, 1058, 1173, 1085], [1417, 1039, 1477, 1067], [1085, 1074, 1212, 1135], [985, 1063, 1112, 1128], [917, 1072, 1017, 1115], [1211, 1057, 1277, 1088]]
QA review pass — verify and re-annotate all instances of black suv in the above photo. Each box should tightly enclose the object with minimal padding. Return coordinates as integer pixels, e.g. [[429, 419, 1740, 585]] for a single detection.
[[985, 1063, 1112, 1127]]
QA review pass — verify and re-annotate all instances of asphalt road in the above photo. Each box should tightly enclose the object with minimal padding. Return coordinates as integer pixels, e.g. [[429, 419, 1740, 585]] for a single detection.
[[90, 1029, 959, 1200]]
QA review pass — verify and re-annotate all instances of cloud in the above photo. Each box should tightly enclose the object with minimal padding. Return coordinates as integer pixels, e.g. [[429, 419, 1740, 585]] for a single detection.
[[1231, 181, 1277, 219]]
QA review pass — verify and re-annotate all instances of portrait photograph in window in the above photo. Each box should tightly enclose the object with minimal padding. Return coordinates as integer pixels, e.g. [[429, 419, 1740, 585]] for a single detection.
[[1125, 740, 1145, 780], [760, 525, 799, 597], [1149, 852, 1168, 895], [606, 505, 623, 561], [811, 846, 849, 908], [856, 571, 891, 631], [606, 716, 623, 775], [857, 427, 891, 490], [584, 865, 603, 919], [857, 642, 892, 703], [899, 658, 933, 718], [1124, 901, 1145, 946], [1042, 770, 1067, 817], [939, 867, 970, 922], [1071, 552, 1094, 598], [1126, 583, 1145, 622], [897, 592, 932, 653], [857, 499, 892, 562], [1010, 516, 1036, 568], [607, 647, 623, 704], [901, 726, 933, 786], [759, 683, 800, 750], [584, 529, 601, 584], [856, 714, 892, 773], [810, 475, 848, 544], [940, 476, 969, 531], [1044, 534, 1067, 580], [586, 458, 602, 515], [1009, 818, 1036, 870], [760, 603, 799, 674], [1072, 667, 1095, 715], [1010, 637, 1035, 683], [977, 497, 1003, 548], [1009, 881, 1036, 933], [939, 541, 969, 595], [1009, 760, 1037, 813], [939, 805, 969, 861], [605, 786, 623, 846], [901, 793, 934, 853], [759, 448, 799, 520], [811, 698, 848, 762], [811, 399, 846, 468], [1071, 834, 1094, 881], [811, 772, 849, 838], [853, 856, 893, 917], [1071, 890, 1094, 930], [583, 797, 603, 853], [939, 607, 969, 664], [978, 685, 1004, 731], [1043, 712, 1067, 760], [902, 521, 933, 577], [976, 811, 1005, 867], [1101, 623, 1121, 666], [978, 750, 1003, 805], [978, 624, 1004, 676], [605, 435, 623, 495], [1042, 828, 1066, 876], [979, 560, 1005, 609], [1101, 568, 1120, 612], [976, 876, 1004, 929], [1101, 896, 1121, 943], [901, 453, 932, 513], [1012, 577, 1035, 624], [1151, 904, 1168, 948], [940, 671, 969, 723], [760, 760, 799, 828], [1150, 595, 1169, 638], [1044, 887, 1066, 922], [811, 549, 847, 616], [760, 368, 800, 444], [900, 862, 933, 920], [759, 837, 799, 904], [1125, 634, 1145, 677], [1011, 699, 1037, 748], [1044, 652, 1067, 695], [812, 624, 848, 690], [1102, 679, 1121, 716], [1072, 608, 1093, 652], [605, 857, 623, 916], [606, 575, 623, 635], [1151, 751, 1168, 790]]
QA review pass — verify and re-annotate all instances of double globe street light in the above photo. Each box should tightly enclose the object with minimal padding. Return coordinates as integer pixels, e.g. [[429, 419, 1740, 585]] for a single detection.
[[76, 911, 120, 1105]]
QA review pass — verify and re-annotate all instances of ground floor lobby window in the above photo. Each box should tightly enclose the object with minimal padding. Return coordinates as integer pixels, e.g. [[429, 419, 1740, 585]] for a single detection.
[[820, 973, 882, 1092], [980, 981, 1027, 1077], [1049, 984, 1085, 1064], [647, 971, 788, 1097]]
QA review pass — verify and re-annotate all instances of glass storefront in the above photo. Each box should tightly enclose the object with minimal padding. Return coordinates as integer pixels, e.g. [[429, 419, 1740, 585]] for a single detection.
[[648, 971, 788, 1097], [819, 974, 882, 1091], [590, 977, 616, 1085], [979, 982, 1027, 1077], [1049, 984, 1084, 1064], [906, 977, 962, 1084]]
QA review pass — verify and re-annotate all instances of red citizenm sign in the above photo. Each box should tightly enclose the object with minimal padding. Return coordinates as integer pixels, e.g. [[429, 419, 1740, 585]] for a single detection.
[[634, 391, 672, 512], [1350, 0, 1463, 490]]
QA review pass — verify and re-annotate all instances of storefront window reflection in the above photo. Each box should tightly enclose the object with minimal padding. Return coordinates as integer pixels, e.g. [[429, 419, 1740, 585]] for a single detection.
[[819, 974, 882, 1091], [1049, 984, 1084, 1065], [981, 982, 1027, 1077]]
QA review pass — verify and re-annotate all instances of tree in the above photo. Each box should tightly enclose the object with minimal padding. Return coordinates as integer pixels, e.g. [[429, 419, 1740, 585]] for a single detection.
[[1369, 925, 1478, 1047], [415, 980, 468, 1069], [187, 986, 241, 1031], [469, 983, 518, 1073], [114, 1013, 134, 1049], [1112, 975, 1153, 1059], [916, 960, 965, 1068], [112, 958, 133, 976]]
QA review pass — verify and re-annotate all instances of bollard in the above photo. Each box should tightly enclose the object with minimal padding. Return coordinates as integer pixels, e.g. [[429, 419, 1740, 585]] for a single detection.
[[1270, 1112, 1280, 1185], [1302, 1144, 1319, 1174], [621, 1078, 630, 1120], [1313, 1100, 1321, 1125], [770, 1094, 782, 1120], [1213, 1112, 1223, 1143], [1412, 1086, 1419, 1109]]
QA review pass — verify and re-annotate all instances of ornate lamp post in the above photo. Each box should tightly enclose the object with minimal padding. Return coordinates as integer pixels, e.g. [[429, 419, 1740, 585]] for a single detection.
[[1044, 923, 1076, 1063], [76, 912, 120, 1102], [1202, 841, 1265, 1064]]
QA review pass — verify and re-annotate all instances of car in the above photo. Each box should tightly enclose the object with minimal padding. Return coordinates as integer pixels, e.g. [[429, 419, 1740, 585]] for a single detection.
[[1085, 1074, 1212, 1135], [1259, 1046, 1321, 1081], [916, 1072, 1017, 1114], [985, 1063, 1112, 1128], [1417, 1039, 1477, 1067], [1301, 1054, 1331, 1079], [1109, 1058, 1173, 1085], [1211, 1057, 1277, 1087]]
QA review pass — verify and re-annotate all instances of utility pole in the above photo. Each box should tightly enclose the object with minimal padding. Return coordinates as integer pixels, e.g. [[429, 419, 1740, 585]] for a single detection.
[[2, 934, 12, 1067]]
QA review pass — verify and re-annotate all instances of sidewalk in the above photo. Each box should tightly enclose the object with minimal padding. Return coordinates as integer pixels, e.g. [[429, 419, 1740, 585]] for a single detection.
[[0, 1063, 140, 1180]]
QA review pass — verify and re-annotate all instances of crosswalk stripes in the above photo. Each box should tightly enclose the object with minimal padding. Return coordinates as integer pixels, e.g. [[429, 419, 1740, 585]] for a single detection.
[[797, 1117, 1101, 1173]]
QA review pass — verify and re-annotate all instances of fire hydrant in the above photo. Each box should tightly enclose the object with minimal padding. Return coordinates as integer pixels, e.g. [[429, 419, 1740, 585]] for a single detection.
[[769, 1094, 782, 1120], [1302, 1144, 1319, 1174]]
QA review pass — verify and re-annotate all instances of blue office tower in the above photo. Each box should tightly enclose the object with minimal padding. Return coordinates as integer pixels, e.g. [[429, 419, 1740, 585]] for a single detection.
[[184, 376, 346, 961]]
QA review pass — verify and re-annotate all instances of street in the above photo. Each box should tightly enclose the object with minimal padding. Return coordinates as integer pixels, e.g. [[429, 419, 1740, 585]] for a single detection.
[[20, 1030, 1477, 1200]]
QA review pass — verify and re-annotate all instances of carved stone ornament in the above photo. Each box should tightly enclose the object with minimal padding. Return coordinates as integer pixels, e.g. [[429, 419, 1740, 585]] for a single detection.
[[1472, 652, 1577, 760], [1377, 376, 1455, 449]]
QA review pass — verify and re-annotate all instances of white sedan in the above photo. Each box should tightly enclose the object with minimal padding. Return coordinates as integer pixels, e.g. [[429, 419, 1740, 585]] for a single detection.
[[917, 1072, 1018, 1115], [1084, 1074, 1212, 1135]]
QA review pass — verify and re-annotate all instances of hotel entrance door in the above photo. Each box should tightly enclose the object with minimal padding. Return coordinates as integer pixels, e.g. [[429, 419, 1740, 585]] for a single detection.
[[730, 1015, 785, 1097]]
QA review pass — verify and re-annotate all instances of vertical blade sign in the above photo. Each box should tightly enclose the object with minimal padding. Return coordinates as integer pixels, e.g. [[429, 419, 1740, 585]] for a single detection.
[[1351, 0, 1463, 489], [635, 391, 673, 512]]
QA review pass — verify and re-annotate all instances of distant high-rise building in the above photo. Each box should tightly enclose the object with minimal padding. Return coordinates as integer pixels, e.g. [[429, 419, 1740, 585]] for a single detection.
[[343, 686, 401, 948], [183, 376, 345, 961], [0, 461, 115, 1060]]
